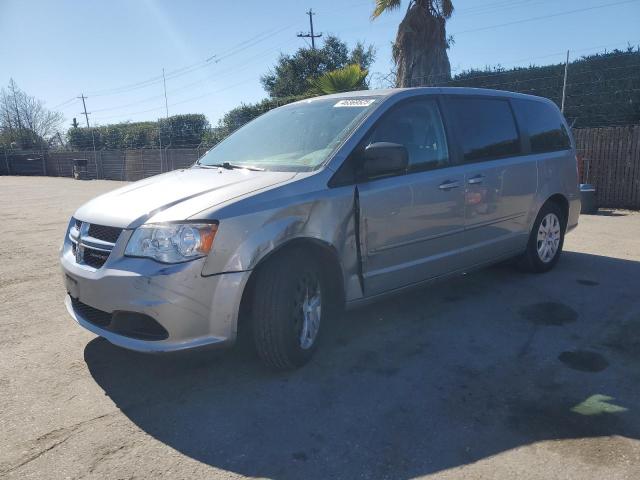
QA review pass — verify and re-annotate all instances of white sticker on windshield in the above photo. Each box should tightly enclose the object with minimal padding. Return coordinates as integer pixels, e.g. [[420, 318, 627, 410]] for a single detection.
[[334, 99, 375, 108]]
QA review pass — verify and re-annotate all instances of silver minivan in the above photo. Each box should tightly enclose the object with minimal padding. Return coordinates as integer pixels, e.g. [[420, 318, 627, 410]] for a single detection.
[[61, 87, 580, 369]]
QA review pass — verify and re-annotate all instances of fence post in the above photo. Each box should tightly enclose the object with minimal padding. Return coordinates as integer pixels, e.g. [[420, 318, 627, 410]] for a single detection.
[[4, 148, 11, 175], [158, 126, 163, 174], [97, 151, 103, 179]]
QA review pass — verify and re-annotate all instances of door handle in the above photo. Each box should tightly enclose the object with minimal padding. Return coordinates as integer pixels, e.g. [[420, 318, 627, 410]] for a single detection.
[[438, 180, 460, 190], [467, 174, 485, 185]]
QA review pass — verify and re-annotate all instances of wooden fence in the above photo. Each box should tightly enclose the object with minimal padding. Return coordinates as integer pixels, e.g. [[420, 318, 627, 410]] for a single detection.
[[2, 126, 640, 209], [0, 148, 202, 181], [574, 125, 640, 209]]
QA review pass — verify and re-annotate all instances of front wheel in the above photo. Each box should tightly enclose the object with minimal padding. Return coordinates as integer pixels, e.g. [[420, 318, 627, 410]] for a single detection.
[[251, 249, 325, 370], [518, 202, 565, 273]]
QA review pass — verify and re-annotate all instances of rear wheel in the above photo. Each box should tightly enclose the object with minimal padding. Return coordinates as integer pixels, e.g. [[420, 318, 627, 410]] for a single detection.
[[519, 202, 565, 273], [251, 249, 325, 370]]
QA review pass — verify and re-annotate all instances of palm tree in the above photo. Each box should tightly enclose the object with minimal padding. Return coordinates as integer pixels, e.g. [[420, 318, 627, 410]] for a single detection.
[[308, 64, 369, 95], [372, 0, 454, 87]]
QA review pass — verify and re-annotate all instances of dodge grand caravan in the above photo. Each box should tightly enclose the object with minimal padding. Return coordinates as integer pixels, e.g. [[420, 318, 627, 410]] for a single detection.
[[61, 87, 580, 369]]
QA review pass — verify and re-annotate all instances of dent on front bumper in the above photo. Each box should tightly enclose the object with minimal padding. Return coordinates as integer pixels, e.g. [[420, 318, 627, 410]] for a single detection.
[[60, 235, 250, 353]]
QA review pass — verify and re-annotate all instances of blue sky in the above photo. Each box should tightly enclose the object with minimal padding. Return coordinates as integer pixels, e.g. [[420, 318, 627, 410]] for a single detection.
[[1, 0, 638, 128]]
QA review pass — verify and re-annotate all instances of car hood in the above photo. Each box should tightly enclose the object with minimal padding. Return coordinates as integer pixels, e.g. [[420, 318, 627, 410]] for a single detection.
[[74, 167, 297, 228]]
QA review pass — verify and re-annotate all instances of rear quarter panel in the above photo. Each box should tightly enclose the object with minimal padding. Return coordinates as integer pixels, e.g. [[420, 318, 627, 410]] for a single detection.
[[531, 148, 580, 231], [516, 98, 580, 232]]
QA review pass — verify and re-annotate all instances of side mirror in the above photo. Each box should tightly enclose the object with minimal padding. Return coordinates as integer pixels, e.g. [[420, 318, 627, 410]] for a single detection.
[[360, 142, 408, 179]]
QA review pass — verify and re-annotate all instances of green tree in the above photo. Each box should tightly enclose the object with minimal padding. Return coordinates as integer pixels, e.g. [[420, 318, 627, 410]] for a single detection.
[[261, 35, 375, 98], [159, 114, 209, 148], [66, 114, 210, 150], [450, 48, 640, 128], [308, 64, 369, 95], [372, 0, 454, 87]]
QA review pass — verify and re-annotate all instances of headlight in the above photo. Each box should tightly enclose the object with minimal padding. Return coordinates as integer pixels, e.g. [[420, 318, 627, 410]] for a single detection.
[[125, 222, 218, 263]]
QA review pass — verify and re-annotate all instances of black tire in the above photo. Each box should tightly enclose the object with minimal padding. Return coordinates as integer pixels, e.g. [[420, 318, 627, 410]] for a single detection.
[[518, 201, 566, 273], [251, 248, 325, 370]]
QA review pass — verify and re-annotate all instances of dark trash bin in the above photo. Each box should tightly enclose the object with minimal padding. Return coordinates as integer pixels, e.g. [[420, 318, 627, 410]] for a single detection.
[[580, 184, 597, 214], [73, 159, 88, 180]]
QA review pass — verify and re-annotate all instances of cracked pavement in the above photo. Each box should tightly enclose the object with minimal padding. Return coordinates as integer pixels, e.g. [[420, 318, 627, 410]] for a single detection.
[[1, 176, 639, 479]]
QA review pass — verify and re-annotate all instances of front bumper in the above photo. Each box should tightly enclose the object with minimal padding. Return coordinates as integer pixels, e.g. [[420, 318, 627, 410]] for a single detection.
[[60, 230, 250, 353]]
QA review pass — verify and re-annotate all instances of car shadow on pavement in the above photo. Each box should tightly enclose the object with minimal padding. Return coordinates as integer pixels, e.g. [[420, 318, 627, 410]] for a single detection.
[[84, 251, 640, 479]]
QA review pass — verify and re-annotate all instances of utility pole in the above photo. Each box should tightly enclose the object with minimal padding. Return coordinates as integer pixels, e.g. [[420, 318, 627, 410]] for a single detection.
[[297, 9, 322, 49], [78, 94, 90, 128], [77, 93, 98, 178], [561, 50, 570, 113], [161, 68, 170, 173], [162, 68, 169, 118]]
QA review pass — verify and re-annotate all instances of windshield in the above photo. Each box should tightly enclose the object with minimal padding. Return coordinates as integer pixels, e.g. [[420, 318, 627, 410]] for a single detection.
[[198, 97, 381, 171]]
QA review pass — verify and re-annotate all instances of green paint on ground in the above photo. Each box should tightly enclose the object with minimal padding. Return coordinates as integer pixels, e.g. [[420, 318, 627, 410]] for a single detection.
[[571, 394, 628, 416]]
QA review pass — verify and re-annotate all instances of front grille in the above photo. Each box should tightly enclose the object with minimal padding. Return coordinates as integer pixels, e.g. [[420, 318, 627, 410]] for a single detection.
[[70, 297, 111, 327], [70, 219, 122, 269], [83, 247, 110, 268], [88, 224, 123, 243]]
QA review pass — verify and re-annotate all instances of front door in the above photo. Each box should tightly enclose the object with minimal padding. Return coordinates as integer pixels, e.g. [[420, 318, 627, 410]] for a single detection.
[[356, 97, 466, 296]]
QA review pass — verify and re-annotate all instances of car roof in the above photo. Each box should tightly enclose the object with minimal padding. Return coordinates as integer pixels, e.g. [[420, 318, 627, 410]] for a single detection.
[[311, 86, 552, 104]]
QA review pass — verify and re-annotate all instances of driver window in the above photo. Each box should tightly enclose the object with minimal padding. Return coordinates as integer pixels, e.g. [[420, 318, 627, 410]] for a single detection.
[[367, 99, 450, 172]]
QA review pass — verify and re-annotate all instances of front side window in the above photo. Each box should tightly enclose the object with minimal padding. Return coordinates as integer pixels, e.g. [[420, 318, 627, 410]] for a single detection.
[[513, 99, 571, 153], [447, 97, 521, 163], [366, 98, 450, 172], [198, 97, 381, 172]]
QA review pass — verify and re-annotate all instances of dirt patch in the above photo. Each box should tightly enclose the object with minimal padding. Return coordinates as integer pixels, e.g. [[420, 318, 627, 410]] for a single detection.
[[518, 302, 578, 326], [558, 350, 609, 372]]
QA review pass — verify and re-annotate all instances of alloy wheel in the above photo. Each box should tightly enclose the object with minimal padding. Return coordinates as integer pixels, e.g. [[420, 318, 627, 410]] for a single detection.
[[536, 213, 561, 263], [294, 273, 322, 350]]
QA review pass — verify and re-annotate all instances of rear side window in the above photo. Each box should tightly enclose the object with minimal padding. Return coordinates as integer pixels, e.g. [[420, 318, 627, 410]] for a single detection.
[[513, 99, 571, 153], [447, 97, 521, 163]]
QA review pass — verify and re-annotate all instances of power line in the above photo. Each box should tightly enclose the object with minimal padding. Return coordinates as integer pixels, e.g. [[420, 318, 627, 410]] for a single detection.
[[93, 77, 257, 122], [91, 38, 292, 120], [93, 54, 639, 123], [475, 40, 640, 69], [51, 97, 77, 110], [85, 40, 633, 113], [85, 22, 296, 98], [452, 0, 640, 35], [57, 3, 639, 118], [406, 49, 640, 85], [456, 0, 550, 16]]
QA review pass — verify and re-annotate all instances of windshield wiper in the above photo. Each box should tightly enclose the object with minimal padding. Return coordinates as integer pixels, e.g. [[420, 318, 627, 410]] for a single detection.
[[205, 162, 265, 171]]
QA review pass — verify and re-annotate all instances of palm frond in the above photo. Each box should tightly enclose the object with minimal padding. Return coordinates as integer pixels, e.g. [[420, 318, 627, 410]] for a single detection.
[[440, 0, 454, 19], [371, 0, 402, 20], [308, 64, 369, 95]]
